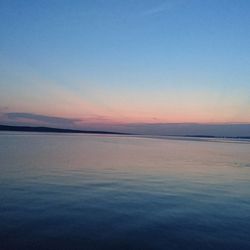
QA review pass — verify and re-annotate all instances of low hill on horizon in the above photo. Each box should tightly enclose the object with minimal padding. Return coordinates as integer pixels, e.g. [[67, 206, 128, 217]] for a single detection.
[[0, 125, 127, 135], [1, 124, 250, 139]]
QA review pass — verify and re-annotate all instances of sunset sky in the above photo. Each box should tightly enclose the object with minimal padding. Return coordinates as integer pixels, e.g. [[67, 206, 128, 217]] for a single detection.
[[1, 0, 250, 131]]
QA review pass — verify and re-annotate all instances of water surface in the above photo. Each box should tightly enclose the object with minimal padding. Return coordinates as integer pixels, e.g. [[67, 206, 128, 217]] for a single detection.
[[0, 133, 250, 250]]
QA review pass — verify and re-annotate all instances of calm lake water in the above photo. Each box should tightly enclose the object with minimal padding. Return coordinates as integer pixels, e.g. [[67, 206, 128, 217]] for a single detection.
[[0, 133, 250, 250]]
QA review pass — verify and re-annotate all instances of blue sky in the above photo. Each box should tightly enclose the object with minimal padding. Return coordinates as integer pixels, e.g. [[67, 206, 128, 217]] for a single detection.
[[1, 0, 250, 132]]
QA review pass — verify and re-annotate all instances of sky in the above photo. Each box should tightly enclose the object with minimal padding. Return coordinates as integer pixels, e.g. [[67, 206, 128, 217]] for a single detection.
[[1, 0, 250, 135]]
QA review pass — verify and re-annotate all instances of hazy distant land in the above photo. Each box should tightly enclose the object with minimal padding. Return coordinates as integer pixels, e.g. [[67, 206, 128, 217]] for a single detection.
[[1, 125, 250, 140], [0, 125, 127, 135]]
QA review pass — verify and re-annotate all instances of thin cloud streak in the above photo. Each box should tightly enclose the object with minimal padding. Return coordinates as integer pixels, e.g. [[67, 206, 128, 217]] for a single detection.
[[2, 113, 81, 128], [0, 112, 122, 128], [141, 0, 183, 16], [1, 112, 250, 137]]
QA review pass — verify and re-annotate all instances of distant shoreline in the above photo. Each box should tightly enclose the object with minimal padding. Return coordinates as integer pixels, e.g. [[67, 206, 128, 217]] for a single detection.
[[0, 125, 250, 140], [0, 125, 128, 135]]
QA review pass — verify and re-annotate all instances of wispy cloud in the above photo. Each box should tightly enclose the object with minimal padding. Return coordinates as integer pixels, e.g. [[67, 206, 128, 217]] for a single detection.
[[1, 113, 81, 128], [0, 112, 122, 129], [1, 112, 250, 137], [141, 0, 183, 16]]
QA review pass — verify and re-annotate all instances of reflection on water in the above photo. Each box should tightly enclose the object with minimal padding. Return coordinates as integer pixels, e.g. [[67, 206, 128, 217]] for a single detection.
[[0, 132, 250, 250]]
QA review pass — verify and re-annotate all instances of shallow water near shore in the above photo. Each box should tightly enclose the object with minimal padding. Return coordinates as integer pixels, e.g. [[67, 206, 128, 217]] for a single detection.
[[0, 132, 250, 250]]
